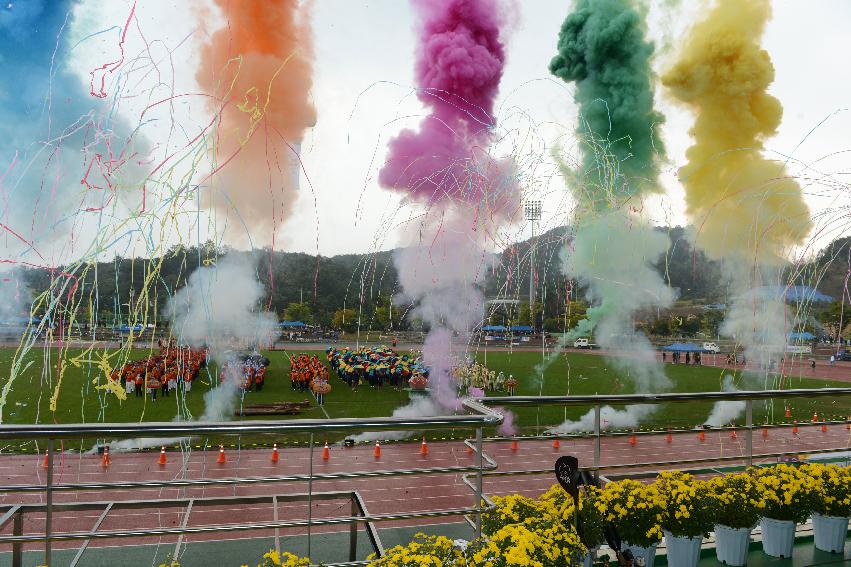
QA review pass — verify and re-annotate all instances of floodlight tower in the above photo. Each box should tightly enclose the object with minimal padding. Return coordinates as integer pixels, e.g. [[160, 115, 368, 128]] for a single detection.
[[524, 200, 542, 330]]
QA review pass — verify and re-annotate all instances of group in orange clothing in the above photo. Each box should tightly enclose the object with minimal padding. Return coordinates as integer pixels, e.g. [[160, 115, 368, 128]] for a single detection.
[[290, 353, 330, 405], [111, 343, 207, 401]]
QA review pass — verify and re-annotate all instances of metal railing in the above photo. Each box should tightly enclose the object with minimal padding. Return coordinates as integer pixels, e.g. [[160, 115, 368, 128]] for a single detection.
[[2, 389, 851, 566]]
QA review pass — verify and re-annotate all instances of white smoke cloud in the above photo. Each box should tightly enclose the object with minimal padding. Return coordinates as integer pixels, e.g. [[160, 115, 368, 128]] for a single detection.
[[166, 254, 279, 356], [354, 209, 502, 442], [705, 375, 746, 427], [109, 254, 278, 451], [550, 404, 656, 434], [550, 212, 675, 433], [720, 268, 788, 368]]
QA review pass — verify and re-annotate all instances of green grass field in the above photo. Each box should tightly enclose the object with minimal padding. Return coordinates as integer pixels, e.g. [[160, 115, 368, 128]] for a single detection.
[[0, 347, 847, 449]]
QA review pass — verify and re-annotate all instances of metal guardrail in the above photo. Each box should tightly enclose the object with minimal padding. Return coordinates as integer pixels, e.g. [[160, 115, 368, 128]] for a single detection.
[[0, 398, 502, 567], [1, 389, 851, 566]]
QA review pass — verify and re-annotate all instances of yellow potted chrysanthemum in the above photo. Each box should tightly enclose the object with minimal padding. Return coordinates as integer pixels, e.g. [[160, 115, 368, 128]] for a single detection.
[[706, 472, 761, 566], [752, 464, 818, 558], [802, 463, 851, 553], [654, 471, 717, 567], [597, 479, 663, 567]]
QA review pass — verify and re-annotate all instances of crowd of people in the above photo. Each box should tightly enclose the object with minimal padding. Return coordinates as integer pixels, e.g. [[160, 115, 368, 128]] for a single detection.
[[221, 352, 269, 392], [326, 346, 427, 390], [662, 350, 703, 365], [290, 353, 331, 404], [454, 361, 511, 392], [111, 344, 207, 401]]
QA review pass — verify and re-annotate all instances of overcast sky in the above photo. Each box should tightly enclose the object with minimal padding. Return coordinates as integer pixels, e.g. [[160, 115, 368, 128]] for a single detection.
[[63, 0, 851, 258]]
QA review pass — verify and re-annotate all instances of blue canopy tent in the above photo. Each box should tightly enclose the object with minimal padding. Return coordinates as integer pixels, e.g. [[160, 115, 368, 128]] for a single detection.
[[788, 331, 816, 342], [279, 321, 307, 328], [662, 342, 705, 352], [509, 325, 533, 333], [481, 325, 507, 333], [0, 316, 40, 325], [113, 324, 143, 333]]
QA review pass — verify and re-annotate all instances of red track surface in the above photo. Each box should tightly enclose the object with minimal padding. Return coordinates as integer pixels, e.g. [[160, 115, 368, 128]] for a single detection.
[[1, 424, 850, 553]]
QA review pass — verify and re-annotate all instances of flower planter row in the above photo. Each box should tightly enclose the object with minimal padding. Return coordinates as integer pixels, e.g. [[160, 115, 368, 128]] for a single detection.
[[616, 514, 849, 567]]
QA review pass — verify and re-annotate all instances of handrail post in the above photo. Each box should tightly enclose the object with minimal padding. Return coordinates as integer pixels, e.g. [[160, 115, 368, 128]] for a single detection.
[[12, 508, 23, 567], [307, 434, 314, 560], [45, 438, 54, 567], [745, 400, 753, 467], [349, 494, 358, 562], [594, 404, 601, 479], [475, 426, 483, 539]]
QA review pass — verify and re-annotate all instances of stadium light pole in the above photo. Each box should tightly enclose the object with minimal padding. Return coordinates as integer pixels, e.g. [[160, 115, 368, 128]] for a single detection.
[[524, 201, 542, 331]]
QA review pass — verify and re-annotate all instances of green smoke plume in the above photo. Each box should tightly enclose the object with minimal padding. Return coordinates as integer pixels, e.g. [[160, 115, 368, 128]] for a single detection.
[[550, 0, 665, 210]]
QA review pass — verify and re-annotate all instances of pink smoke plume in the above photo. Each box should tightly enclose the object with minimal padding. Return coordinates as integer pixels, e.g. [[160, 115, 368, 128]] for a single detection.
[[372, 0, 519, 440], [379, 0, 517, 214]]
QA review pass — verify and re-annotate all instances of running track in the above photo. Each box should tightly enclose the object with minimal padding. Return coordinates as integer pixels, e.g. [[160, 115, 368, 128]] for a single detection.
[[1, 424, 850, 555]]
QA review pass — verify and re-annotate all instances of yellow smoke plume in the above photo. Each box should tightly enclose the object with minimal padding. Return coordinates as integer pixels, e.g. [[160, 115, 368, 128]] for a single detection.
[[662, 0, 811, 265]]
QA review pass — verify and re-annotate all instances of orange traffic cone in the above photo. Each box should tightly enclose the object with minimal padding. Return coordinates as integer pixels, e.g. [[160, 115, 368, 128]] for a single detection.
[[821, 424, 828, 433], [846, 416, 851, 430], [373, 441, 381, 459], [101, 447, 111, 468], [41, 450, 49, 469], [322, 441, 330, 461], [792, 422, 799, 434], [466, 444, 474, 454], [419, 437, 428, 456], [812, 412, 819, 423], [665, 430, 672, 444], [785, 406, 792, 418], [158, 446, 167, 466], [628, 433, 637, 446], [730, 430, 738, 440], [698, 431, 706, 442], [552, 438, 560, 450], [271, 444, 279, 463], [216, 445, 226, 464], [762, 427, 769, 439], [511, 438, 519, 451]]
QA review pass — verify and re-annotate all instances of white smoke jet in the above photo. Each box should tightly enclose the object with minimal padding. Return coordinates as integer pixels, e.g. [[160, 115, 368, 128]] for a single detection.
[[720, 269, 788, 370], [353, 211, 499, 443], [550, 404, 656, 434], [705, 375, 746, 427], [108, 254, 279, 451], [550, 212, 675, 433]]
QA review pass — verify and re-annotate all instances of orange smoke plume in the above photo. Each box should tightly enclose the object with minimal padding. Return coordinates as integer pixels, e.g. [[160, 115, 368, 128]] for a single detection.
[[197, 0, 316, 245]]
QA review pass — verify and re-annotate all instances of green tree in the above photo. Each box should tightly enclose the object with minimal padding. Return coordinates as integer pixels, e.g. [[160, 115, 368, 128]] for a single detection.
[[565, 300, 588, 330], [543, 317, 563, 333], [649, 318, 670, 336], [283, 302, 313, 323], [819, 301, 846, 327], [332, 308, 358, 332], [373, 306, 391, 330], [701, 310, 725, 337]]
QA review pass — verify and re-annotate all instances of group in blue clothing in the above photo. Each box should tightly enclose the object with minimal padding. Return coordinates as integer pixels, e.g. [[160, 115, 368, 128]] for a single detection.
[[326, 346, 428, 390]]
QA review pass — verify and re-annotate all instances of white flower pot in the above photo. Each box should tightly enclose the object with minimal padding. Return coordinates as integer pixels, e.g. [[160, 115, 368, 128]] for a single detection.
[[623, 542, 657, 567], [760, 517, 795, 558], [714, 524, 751, 566], [663, 530, 702, 567], [813, 512, 849, 553]]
